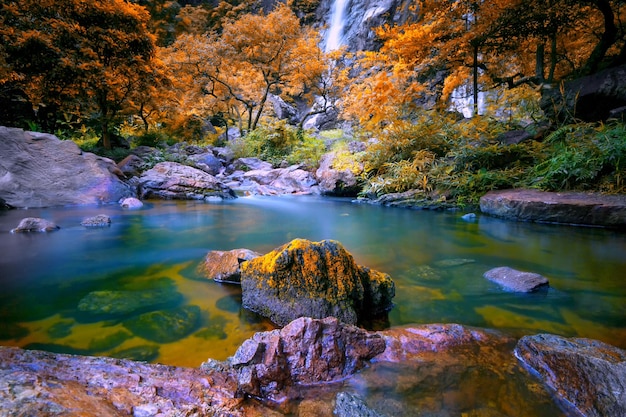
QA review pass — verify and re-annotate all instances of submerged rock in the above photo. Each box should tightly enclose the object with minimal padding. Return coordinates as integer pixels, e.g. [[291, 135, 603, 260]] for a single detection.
[[78, 288, 183, 316], [11, 217, 59, 233], [122, 305, 201, 343], [240, 238, 395, 326], [224, 316, 385, 401], [515, 334, 626, 417], [80, 214, 111, 227], [484, 266, 549, 293], [198, 248, 261, 283], [334, 392, 383, 417], [480, 189, 626, 228]]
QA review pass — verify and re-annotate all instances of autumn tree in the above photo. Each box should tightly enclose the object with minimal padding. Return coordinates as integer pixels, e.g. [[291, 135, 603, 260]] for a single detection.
[[0, 0, 158, 149], [163, 3, 331, 135], [350, 0, 626, 123]]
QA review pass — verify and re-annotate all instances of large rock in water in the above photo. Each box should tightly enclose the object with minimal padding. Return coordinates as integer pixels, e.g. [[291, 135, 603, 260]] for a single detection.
[[222, 316, 385, 401], [484, 266, 549, 293], [480, 189, 626, 228], [240, 238, 395, 326], [138, 161, 236, 200], [515, 334, 626, 417], [0, 127, 134, 208]]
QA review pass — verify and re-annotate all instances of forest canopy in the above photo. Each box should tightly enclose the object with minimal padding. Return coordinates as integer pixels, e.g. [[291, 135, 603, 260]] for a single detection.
[[0, 0, 625, 204]]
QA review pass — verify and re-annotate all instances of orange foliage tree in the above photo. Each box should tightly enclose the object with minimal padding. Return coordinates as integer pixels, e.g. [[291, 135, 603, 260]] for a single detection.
[[162, 3, 332, 135], [346, 0, 626, 124], [0, 0, 158, 148]]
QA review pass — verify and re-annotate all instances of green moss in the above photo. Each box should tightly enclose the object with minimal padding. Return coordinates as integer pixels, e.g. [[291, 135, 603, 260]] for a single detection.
[[87, 330, 132, 352]]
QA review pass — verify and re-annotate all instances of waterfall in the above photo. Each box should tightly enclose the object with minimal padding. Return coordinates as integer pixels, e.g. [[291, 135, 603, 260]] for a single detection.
[[325, 0, 349, 51]]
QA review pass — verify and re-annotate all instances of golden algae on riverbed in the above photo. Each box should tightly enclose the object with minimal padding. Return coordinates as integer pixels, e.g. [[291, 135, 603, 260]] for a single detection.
[[475, 305, 572, 335]]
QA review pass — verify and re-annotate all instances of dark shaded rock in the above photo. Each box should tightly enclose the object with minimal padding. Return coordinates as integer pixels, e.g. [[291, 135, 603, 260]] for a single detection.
[[78, 288, 183, 316], [80, 214, 111, 227], [484, 266, 549, 293], [496, 130, 532, 145], [0, 322, 29, 340], [122, 305, 201, 343], [198, 248, 261, 283], [541, 64, 626, 122], [0, 127, 134, 208], [11, 217, 59, 233], [120, 197, 143, 209], [315, 151, 362, 196], [515, 334, 626, 417], [0, 346, 242, 416], [334, 392, 383, 417], [0, 197, 11, 210], [226, 316, 386, 401], [138, 161, 236, 201], [480, 189, 626, 228], [116, 154, 144, 178], [240, 238, 395, 326]]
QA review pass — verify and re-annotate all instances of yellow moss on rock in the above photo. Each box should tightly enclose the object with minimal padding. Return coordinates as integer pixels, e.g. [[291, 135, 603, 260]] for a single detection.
[[240, 238, 395, 326]]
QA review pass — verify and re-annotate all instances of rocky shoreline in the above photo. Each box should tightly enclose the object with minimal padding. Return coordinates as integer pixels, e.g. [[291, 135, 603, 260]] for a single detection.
[[1, 320, 624, 416]]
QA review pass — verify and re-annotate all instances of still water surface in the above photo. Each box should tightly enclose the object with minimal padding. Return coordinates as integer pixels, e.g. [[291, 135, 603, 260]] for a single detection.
[[1, 195, 625, 415]]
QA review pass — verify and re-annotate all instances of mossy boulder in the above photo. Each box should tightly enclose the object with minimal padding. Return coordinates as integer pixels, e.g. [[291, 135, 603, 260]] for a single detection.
[[77, 288, 183, 316], [240, 238, 395, 326], [122, 305, 201, 343]]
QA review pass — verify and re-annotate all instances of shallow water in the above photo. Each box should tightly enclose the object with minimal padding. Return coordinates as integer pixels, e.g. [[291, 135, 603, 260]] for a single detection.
[[1, 195, 624, 415]]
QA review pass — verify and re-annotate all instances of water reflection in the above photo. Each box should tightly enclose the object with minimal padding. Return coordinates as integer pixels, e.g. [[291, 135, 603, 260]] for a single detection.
[[0, 196, 625, 410]]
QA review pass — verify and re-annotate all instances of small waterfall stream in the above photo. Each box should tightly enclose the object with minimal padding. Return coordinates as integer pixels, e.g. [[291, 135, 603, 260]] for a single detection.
[[325, 0, 349, 51]]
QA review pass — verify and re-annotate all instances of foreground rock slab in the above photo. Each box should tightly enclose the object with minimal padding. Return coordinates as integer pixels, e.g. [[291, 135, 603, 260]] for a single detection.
[[480, 189, 626, 228], [484, 266, 549, 293], [0, 346, 242, 417], [0, 127, 134, 208], [222, 316, 385, 401], [240, 239, 395, 326], [515, 334, 626, 417]]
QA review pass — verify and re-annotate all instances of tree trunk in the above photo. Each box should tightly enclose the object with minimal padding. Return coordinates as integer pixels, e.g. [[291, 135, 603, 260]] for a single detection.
[[548, 34, 558, 83], [580, 0, 617, 75], [472, 43, 479, 117], [535, 41, 545, 83]]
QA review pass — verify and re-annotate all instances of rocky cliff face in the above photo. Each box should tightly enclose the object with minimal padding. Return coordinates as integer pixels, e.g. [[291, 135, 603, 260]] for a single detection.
[[316, 0, 416, 52]]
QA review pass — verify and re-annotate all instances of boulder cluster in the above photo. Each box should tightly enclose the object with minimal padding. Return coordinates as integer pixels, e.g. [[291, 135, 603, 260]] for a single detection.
[[0, 127, 364, 210]]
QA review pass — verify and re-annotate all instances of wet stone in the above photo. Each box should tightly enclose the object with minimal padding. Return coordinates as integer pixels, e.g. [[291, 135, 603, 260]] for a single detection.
[[87, 330, 132, 352], [484, 266, 549, 293], [80, 214, 111, 227]]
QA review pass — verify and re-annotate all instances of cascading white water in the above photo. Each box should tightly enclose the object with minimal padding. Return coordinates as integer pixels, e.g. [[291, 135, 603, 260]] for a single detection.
[[325, 0, 349, 51]]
